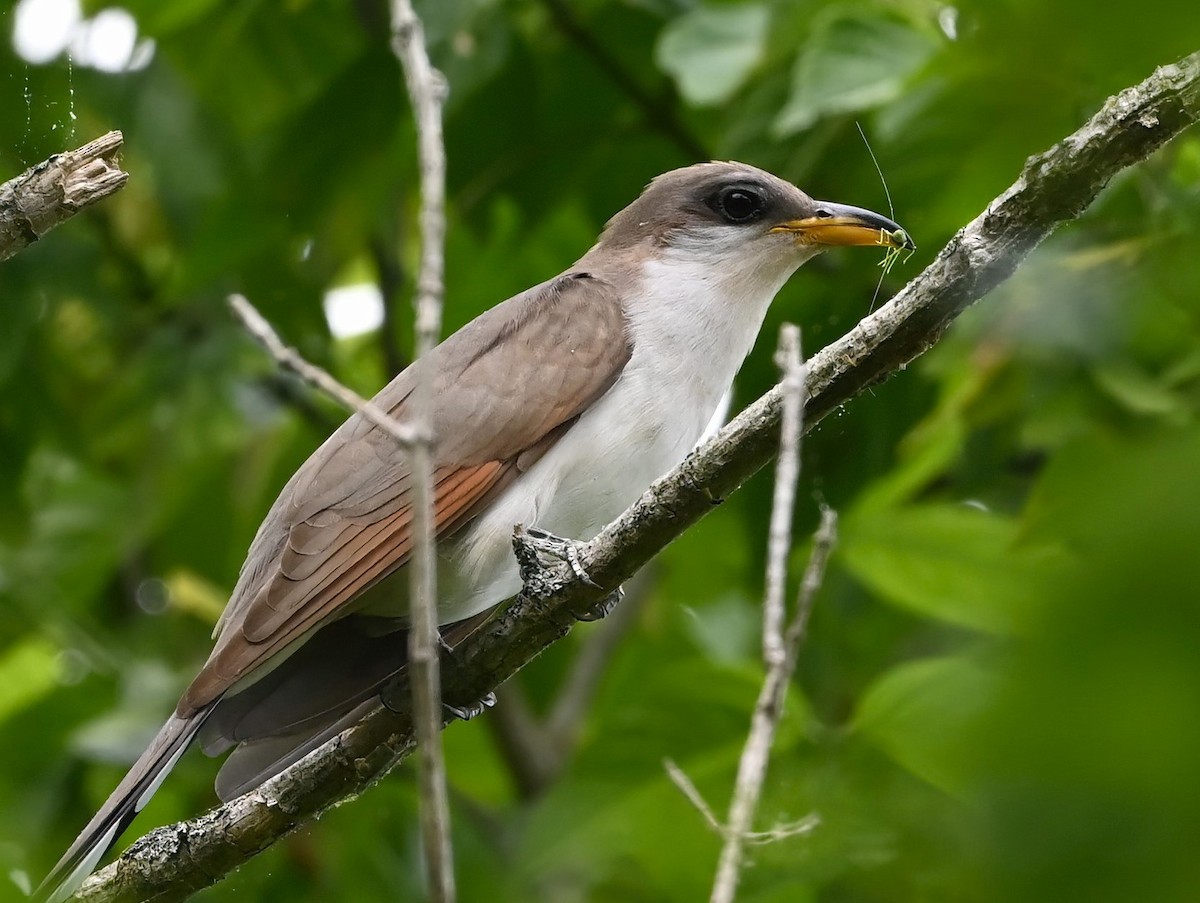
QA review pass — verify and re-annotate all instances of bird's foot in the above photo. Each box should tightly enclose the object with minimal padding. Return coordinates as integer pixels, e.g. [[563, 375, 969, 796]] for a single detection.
[[434, 632, 496, 720], [444, 692, 497, 722], [521, 527, 600, 588], [574, 585, 625, 622], [516, 527, 621, 620], [380, 679, 497, 722], [380, 630, 490, 719]]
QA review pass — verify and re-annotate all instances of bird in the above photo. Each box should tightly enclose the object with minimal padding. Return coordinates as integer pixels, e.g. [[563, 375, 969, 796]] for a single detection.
[[39, 161, 912, 900]]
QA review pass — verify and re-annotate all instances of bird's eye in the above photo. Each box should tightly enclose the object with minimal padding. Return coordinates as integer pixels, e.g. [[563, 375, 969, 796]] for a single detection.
[[711, 187, 766, 224]]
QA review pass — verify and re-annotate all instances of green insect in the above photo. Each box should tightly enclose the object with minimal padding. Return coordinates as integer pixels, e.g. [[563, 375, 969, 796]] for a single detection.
[[856, 123, 915, 306], [877, 230, 915, 276]]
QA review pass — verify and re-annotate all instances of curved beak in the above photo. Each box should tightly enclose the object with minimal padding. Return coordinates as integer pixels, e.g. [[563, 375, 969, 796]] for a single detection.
[[772, 201, 915, 251]]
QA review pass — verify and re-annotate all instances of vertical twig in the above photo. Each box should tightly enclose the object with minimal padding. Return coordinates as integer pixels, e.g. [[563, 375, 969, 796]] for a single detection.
[[760, 327, 804, 671], [709, 326, 821, 903], [784, 510, 837, 660], [664, 326, 834, 900], [389, 2, 454, 901]]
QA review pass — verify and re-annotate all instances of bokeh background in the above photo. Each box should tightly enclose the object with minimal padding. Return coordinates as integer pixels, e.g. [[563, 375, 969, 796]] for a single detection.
[[3, 1, 1200, 901]]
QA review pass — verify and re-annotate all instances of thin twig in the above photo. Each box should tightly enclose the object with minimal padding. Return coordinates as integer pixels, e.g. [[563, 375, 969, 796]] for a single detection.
[[227, 294, 419, 447], [671, 507, 836, 903], [664, 758, 820, 846], [710, 325, 808, 903], [389, 1, 455, 901], [0, 130, 128, 261], [664, 758, 724, 835], [785, 510, 838, 657], [663, 327, 823, 900], [760, 326, 804, 669]]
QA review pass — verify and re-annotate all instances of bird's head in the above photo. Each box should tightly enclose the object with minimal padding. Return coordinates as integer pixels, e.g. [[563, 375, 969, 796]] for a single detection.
[[596, 161, 913, 275]]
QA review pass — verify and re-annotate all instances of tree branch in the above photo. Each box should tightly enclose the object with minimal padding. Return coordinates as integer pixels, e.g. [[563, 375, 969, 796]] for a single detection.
[[662, 328, 833, 903], [760, 326, 805, 673], [0, 131, 128, 262], [72, 50, 1200, 903]]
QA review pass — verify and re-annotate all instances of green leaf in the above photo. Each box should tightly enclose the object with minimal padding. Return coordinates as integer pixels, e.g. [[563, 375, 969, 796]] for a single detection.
[[839, 504, 1032, 634], [853, 655, 993, 796], [0, 639, 60, 724], [854, 404, 967, 513], [1092, 360, 1188, 418], [87, 0, 223, 35], [0, 284, 38, 388], [775, 9, 938, 135], [681, 593, 760, 665], [656, 4, 770, 106], [13, 448, 135, 619]]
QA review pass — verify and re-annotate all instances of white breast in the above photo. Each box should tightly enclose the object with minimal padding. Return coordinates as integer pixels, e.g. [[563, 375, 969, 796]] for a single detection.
[[435, 235, 813, 622]]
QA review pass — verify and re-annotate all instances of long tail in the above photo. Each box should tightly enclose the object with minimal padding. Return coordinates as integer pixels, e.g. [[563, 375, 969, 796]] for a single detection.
[[37, 709, 210, 903]]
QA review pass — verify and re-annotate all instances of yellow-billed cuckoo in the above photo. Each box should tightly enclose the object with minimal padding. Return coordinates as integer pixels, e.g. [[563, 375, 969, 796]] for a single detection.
[[40, 161, 911, 899]]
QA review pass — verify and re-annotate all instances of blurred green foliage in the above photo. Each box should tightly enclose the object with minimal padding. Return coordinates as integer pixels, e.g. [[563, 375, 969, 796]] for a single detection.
[[2, 1, 1199, 901]]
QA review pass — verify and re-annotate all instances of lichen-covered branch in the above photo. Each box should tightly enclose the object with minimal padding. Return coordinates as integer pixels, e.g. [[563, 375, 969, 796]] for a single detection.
[[73, 50, 1200, 903], [0, 131, 128, 262]]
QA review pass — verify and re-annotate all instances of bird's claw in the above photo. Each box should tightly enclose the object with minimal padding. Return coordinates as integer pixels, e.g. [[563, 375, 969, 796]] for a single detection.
[[380, 632, 476, 714], [444, 692, 497, 721], [522, 527, 600, 587], [573, 586, 624, 622], [435, 633, 496, 719]]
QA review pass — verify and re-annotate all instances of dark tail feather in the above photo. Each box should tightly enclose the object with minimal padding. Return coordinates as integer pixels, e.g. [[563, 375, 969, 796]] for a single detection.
[[37, 710, 210, 903], [214, 698, 378, 802]]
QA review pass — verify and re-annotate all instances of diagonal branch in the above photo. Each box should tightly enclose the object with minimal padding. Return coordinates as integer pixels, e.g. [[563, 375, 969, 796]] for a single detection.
[[0, 131, 128, 262], [71, 49, 1200, 903], [229, 294, 420, 447]]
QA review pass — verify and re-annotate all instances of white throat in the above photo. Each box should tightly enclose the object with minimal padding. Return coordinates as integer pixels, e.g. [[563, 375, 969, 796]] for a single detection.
[[621, 233, 817, 406]]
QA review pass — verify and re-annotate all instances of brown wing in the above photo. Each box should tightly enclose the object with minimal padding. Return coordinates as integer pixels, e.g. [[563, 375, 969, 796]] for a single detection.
[[179, 272, 631, 714]]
